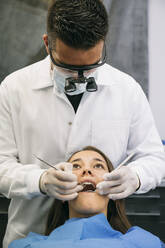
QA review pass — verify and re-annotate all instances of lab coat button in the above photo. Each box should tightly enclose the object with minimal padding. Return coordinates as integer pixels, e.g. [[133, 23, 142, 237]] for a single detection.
[[68, 122, 72, 126]]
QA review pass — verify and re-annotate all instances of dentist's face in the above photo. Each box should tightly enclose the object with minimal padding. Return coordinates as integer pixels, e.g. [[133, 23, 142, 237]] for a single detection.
[[43, 34, 104, 75], [68, 150, 110, 218]]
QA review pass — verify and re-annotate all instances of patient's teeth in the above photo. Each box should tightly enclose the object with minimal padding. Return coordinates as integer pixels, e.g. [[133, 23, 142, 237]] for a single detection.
[[80, 182, 96, 192]]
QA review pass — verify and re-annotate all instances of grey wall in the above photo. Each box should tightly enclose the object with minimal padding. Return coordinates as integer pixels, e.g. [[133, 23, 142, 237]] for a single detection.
[[0, 0, 47, 81], [0, 0, 148, 95], [103, 0, 148, 95]]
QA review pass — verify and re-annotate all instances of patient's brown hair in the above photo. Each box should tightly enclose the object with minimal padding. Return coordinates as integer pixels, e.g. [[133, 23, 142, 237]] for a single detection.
[[45, 146, 131, 235]]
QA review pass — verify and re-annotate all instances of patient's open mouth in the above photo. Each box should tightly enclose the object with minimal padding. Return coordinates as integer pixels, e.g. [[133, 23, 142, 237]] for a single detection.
[[80, 182, 96, 192]]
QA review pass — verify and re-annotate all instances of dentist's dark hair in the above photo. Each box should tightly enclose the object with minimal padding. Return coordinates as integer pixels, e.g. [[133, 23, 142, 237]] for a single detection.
[[47, 0, 108, 49], [45, 146, 131, 235]]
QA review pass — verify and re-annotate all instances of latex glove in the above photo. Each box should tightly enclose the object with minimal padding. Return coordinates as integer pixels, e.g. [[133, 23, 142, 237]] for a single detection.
[[39, 162, 83, 201], [96, 166, 140, 200]]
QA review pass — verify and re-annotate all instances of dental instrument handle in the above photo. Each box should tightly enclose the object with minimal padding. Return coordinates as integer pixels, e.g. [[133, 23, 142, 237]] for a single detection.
[[115, 152, 135, 171], [33, 154, 58, 170]]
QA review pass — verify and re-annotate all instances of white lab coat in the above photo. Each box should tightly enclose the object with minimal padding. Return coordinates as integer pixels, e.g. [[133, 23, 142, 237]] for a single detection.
[[0, 56, 165, 248]]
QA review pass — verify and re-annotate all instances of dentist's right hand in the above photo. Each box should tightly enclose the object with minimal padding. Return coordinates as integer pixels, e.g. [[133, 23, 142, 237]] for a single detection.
[[39, 162, 83, 201]]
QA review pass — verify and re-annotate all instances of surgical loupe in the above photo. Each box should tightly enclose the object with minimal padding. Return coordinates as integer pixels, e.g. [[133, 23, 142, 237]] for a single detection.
[[49, 43, 107, 93]]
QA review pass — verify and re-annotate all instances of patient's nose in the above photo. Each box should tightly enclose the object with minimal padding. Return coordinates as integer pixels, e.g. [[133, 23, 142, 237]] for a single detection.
[[82, 169, 92, 175]]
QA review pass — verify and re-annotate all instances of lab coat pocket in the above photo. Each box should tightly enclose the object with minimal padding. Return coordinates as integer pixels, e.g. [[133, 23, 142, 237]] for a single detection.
[[91, 120, 129, 166]]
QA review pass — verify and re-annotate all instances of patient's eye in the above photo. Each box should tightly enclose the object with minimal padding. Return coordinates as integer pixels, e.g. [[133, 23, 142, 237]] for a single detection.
[[72, 163, 81, 169], [93, 163, 105, 169]]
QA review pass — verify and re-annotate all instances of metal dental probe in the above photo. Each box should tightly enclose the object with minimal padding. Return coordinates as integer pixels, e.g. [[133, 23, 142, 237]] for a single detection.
[[33, 155, 58, 170], [115, 152, 135, 171]]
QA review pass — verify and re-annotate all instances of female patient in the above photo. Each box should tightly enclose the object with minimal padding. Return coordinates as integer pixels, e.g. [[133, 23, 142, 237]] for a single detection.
[[9, 146, 165, 248]]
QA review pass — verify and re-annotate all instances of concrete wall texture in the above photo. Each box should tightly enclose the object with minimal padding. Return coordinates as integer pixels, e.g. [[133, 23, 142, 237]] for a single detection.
[[0, 0, 47, 81], [104, 0, 148, 95]]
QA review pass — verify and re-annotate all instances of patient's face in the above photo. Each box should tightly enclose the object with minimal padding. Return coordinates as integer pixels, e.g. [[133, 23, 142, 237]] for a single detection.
[[68, 150, 110, 218]]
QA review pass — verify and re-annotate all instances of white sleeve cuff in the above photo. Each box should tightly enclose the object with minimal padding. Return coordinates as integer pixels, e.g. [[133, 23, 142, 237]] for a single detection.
[[25, 168, 47, 199], [127, 162, 155, 194]]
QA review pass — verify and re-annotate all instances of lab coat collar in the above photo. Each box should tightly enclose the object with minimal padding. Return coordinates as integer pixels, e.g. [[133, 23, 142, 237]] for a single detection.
[[31, 56, 53, 90], [31, 56, 115, 90]]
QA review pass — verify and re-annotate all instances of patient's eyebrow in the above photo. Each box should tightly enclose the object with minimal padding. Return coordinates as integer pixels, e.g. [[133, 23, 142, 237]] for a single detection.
[[93, 158, 106, 164], [70, 158, 106, 163], [70, 158, 82, 163]]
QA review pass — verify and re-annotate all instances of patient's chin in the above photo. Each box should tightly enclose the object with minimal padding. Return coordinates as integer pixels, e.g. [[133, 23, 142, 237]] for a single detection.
[[69, 191, 108, 217], [77, 207, 100, 216], [74, 201, 102, 216]]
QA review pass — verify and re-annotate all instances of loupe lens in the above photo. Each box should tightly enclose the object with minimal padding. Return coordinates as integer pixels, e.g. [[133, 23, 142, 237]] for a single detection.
[[86, 78, 97, 92], [65, 78, 76, 93]]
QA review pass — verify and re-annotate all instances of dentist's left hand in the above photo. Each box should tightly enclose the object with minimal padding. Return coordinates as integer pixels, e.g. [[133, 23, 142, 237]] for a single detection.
[[96, 166, 140, 200], [39, 162, 83, 201]]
